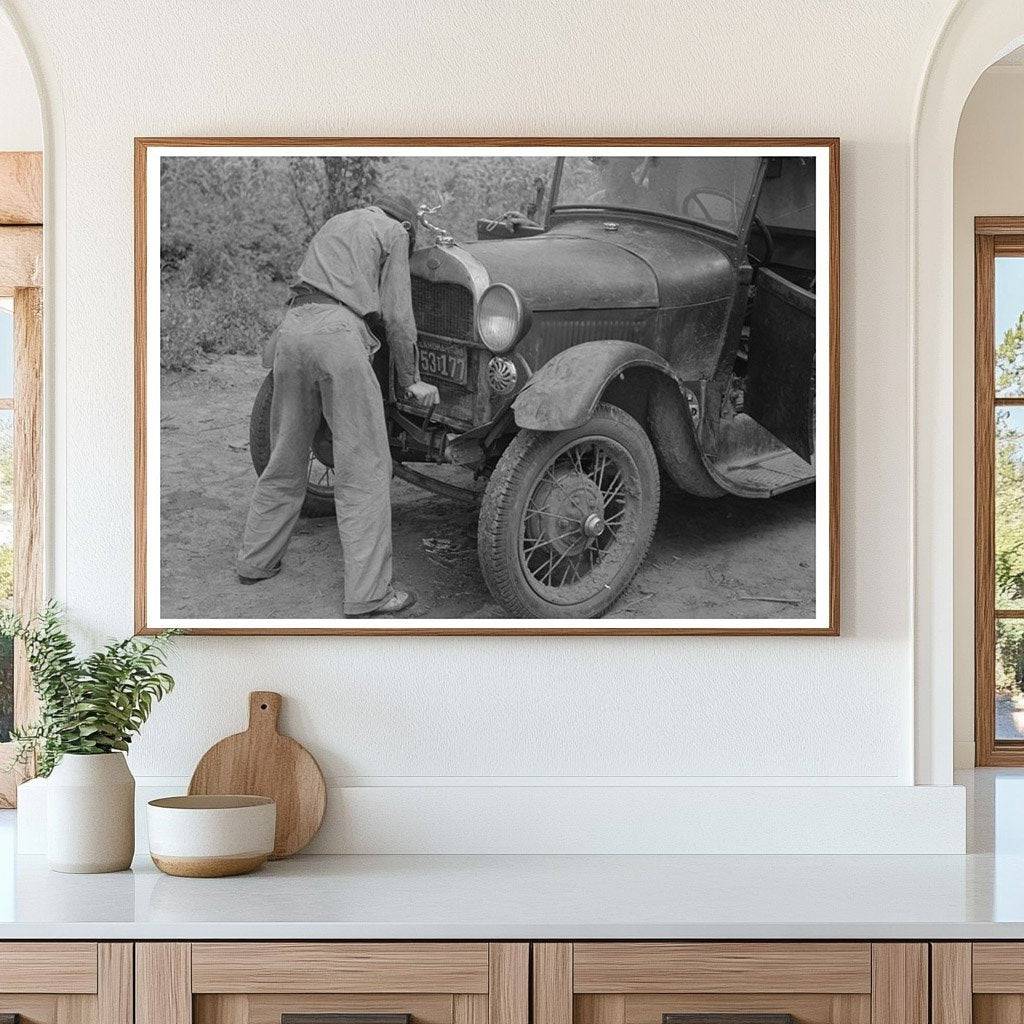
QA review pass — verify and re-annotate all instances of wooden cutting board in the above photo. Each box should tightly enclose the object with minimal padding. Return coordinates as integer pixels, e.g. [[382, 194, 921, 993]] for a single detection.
[[188, 691, 326, 859]]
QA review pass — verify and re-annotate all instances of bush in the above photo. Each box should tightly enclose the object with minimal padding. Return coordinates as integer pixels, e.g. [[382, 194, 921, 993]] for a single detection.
[[159, 155, 559, 370], [161, 258, 287, 370]]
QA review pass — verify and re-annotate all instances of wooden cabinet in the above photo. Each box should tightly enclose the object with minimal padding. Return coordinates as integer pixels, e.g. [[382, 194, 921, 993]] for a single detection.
[[0, 943, 132, 1024], [0, 938, 938, 1024], [532, 944, 928, 1024], [136, 943, 528, 1024]]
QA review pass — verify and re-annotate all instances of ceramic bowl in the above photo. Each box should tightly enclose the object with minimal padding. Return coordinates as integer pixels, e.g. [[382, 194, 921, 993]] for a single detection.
[[147, 795, 276, 877]]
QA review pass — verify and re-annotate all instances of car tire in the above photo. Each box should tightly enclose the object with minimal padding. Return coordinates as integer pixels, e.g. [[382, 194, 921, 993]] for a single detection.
[[249, 371, 337, 519], [478, 402, 660, 619]]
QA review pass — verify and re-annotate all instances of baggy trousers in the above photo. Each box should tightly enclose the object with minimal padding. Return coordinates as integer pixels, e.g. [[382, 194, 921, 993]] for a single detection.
[[236, 302, 393, 615]]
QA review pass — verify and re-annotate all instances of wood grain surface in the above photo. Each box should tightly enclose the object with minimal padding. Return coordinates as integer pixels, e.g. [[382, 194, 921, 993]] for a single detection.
[[870, 945, 927, 1024], [239, 997, 451, 1024], [98, 944, 133, 1024], [0, 942, 97, 994], [0, 226, 41, 293], [930, 944, 971, 1024], [0, 152, 42, 225], [573, 943, 871, 994], [151, 852, 268, 877], [188, 690, 326, 858], [136, 944, 191, 1024], [13, 286, 42, 728], [453, 994, 488, 1024], [489, 943, 529, 1024], [972, 943, 1024, 992], [534, 944, 573, 1024], [622, 995, 836, 1024], [191, 942, 489, 994]]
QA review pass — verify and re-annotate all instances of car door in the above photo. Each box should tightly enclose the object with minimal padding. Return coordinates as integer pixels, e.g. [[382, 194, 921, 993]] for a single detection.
[[744, 266, 816, 464]]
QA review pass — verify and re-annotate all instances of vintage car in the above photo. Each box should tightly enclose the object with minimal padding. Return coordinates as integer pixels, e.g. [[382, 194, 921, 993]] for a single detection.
[[250, 154, 818, 618]]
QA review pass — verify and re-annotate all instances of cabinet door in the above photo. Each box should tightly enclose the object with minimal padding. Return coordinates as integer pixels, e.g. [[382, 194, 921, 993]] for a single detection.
[[137, 943, 528, 1024], [534, 944, 927, 1024], [936, 943, 1024, 1024], [0, 942, 132, 1024]]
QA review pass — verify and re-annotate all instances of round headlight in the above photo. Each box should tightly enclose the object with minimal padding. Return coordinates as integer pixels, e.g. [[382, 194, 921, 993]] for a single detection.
[[476, 283, 531, 354]]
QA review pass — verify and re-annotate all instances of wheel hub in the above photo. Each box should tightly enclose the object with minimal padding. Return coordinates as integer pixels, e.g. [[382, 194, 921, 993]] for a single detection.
[[529, 466, 605, 556]]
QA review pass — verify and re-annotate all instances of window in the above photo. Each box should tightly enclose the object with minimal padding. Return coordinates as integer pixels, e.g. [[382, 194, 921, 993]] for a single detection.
[[554, 156, 760, 234], [975, 221, 1024, 764]]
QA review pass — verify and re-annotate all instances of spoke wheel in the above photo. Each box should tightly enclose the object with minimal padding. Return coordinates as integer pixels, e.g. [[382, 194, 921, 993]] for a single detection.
[[479, 402, 660, 618], [250, 371, 337, 518]]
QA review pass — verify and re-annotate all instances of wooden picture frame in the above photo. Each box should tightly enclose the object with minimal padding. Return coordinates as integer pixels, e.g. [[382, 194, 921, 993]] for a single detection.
[[0, 151, 43, 806], [135, 137, 840, 636]]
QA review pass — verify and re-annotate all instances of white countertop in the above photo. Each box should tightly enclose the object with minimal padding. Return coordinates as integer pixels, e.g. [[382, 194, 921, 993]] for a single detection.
[[1, 849, 1023, 940], [1, 769, 1022, 941]]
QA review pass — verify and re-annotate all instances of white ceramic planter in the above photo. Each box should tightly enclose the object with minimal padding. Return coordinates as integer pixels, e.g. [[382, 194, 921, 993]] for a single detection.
[[46, 752, 135, 873]]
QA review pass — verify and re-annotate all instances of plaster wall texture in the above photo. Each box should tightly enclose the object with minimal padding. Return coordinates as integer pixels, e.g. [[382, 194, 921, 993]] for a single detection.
[[0, 0, 998, 852]]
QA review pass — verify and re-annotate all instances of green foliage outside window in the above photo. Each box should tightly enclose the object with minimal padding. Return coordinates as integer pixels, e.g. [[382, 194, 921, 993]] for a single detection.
[[995, 314, 1024, 694]]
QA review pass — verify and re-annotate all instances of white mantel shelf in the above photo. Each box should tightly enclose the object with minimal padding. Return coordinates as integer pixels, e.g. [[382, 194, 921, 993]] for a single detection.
[[1, 850, 1024, 940]]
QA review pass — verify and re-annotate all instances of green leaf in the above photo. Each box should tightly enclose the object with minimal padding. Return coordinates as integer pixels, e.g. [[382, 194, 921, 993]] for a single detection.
[[8, 604, 178, 776]]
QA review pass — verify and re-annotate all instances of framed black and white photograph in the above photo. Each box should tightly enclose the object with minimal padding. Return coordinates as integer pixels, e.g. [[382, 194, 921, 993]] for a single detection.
[[135, 138, 839, 635]]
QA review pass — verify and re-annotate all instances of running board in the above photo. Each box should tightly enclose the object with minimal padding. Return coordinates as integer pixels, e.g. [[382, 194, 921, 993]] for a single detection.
[[709, 448, 813, 497]]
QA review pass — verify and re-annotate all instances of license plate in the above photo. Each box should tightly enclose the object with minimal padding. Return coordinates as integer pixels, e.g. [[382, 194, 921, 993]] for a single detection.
[[418, 341, 468, 386]]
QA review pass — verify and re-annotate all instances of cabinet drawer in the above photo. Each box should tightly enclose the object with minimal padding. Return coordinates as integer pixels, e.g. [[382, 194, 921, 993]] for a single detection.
[[191, 943, 490, 993], [0, 942, 98, 993], [934, 943, 1024, 1024], [139, 942, 528, 1024], [534, 943, 925, 1024], [973, 943, 1024, 992], [0, 943, 130, 1024], [572, 943, 872, 994]]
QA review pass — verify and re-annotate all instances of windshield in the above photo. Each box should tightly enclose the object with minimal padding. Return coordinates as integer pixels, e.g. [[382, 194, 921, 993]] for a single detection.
[[553, 155, 761, 235]]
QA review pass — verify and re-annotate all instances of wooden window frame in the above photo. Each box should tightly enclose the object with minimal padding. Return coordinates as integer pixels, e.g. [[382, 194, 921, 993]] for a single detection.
[[975, 217, 1024, 765], [0, 151, 43, 806]]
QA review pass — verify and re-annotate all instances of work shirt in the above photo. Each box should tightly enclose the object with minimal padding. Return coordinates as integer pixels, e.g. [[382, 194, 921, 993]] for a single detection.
[[293, 206, 420, 389]]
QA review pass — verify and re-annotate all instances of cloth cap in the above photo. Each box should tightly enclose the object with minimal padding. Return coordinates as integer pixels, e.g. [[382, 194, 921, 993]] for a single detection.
[[375, 193, 418, 226]]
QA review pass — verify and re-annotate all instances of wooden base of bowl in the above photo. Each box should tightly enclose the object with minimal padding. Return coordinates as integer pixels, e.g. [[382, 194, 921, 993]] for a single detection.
[[151, 853, 268, 878]]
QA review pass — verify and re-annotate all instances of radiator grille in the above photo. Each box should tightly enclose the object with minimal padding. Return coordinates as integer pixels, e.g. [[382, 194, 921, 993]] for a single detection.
[[411, 278, 475, 341]]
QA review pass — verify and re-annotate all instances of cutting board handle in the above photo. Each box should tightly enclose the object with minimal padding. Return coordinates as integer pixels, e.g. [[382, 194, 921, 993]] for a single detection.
[[248, 691, 282, 734]]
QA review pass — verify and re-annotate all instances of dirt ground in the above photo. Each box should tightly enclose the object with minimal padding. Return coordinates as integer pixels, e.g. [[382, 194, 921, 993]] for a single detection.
[[159, 355, 816, 621]]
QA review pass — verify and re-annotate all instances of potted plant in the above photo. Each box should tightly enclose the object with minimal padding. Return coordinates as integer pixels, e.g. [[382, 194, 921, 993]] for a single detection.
[[2, 603, 177, 873]]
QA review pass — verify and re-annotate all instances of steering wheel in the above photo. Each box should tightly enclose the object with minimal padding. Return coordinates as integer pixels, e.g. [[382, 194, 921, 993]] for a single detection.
[[680, 186, 739, 227], [681, 188, 775, 269]]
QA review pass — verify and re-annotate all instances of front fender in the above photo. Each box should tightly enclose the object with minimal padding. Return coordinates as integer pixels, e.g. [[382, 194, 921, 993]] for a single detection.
[[512, 340, 680, 431]]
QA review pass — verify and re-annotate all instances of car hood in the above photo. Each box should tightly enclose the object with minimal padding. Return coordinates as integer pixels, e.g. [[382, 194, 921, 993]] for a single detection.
[[458, 232, 658, 311], [464, 217, 736, 312]]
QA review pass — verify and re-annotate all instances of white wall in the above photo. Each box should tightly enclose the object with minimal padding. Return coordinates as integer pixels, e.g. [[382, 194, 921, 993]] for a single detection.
[[0, 8, 39, 151], [952, 65, 1024, 768], [0, 0, 974, 851]]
